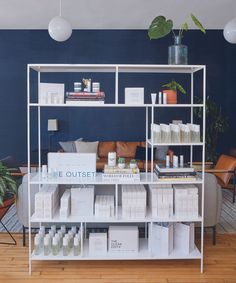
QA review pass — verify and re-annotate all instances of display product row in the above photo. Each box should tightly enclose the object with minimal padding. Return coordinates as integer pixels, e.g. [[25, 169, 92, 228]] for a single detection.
[[151, 123, 200, 143]]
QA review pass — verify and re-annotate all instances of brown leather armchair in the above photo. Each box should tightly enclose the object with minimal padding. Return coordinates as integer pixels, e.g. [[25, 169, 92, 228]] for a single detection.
[[206, 154, 236, 203]]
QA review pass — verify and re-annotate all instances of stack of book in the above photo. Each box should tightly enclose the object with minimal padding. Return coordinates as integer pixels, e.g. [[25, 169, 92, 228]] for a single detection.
[[102, 165, 140, 182], [155, 164, 197, 181], [65, 91, 105, 105]]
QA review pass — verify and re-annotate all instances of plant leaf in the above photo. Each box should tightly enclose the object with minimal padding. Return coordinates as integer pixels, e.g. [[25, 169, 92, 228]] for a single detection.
[[176, 82, 186, 94], [191, 14, 206, 34], [148, 16, 173, 39], [181, 22, 188, 32]]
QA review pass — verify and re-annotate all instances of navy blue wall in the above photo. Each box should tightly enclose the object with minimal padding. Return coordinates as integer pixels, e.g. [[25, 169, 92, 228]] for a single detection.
[[0, 30, 235, 163]]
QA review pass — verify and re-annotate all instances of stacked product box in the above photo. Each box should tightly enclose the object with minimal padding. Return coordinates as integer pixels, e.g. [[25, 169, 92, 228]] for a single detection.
[[59, 189, 71, 219], [174, 222, 195, 254], [34, 185, 59, 219], [173, 184, 199, 218], [148, 222, 174, 255], [95, 195, 115, 218], [71, 185, 95, 217], [89, 233, 107, 255], [108, 226, 139, 253], [121, 185, 146, 219], [148, 184, 173, 218]]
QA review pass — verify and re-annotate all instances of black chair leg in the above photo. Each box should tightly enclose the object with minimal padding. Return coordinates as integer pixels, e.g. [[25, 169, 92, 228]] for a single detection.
[[233, 170, 236, 203], [0, 220, 16, 245], [212, 225, 216, 245], [22, 225, 26, 246]]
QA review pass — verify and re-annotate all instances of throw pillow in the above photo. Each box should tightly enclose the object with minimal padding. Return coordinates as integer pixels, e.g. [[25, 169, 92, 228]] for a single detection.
[[75, 140, 99, 159], [155, 146, 169, 160], [59, 138, 83, 152], [135, 146, 155, 161]]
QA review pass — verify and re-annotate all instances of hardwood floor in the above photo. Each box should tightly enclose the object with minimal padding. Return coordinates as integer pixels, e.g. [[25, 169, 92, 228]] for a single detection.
[[0, 233, 236, 283]]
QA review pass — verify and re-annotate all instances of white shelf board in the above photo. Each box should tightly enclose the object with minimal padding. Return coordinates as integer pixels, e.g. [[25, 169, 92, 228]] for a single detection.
[[29, 64, 204, 74], [147, 139, 204, 146], [31, 239, 201, 261], [29, 172, 203, 185], [30, 206, 202, 223], [29, 172, 157, 185], [29, 103, 204, 108]]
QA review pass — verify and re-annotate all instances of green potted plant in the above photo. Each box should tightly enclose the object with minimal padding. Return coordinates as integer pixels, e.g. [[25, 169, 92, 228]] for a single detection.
[[0, 162, 18, 218], [194, 96, 229, 163], [162, 80, 186, 104], [118, 157, 126, 169], [148, 14, 206, 64], [129, 159, 137, 169]]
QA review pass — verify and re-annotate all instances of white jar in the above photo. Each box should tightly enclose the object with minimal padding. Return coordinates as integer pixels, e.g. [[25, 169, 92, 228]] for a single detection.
[[108, 152, 116, 167]]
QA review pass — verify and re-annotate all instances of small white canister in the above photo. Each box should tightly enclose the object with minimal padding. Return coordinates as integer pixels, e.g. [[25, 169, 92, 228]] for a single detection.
[[108, 152, 116, 167]]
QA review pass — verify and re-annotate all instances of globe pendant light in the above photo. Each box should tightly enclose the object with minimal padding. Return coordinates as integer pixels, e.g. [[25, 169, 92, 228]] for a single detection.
[[223, 18, 236, 44], [48, 0, 72, 42]]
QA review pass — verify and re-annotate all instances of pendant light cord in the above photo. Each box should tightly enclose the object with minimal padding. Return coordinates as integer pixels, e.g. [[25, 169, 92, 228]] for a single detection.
[[59, 0, 62, 17]]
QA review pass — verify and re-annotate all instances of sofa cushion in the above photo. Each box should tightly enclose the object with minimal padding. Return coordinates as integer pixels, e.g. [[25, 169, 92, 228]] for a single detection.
[[59, 138, 83, 152], [75, 140, 99, 158], [98, 142, 116, 158], [135, 146, 155, 161], [116, 141, 141, 158]]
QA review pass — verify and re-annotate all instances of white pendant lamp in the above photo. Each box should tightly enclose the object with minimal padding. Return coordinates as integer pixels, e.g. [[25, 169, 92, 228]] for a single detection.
[[223, 18, 236, 44], [48, 0, 72, 42]]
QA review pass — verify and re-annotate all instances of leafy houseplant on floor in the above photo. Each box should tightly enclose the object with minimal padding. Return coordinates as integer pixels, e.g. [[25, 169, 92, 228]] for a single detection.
[[194, 97, 229, 163], [0, 162, 17, 218], [148, 14, 206, 64], [162, 80, 186, 104]]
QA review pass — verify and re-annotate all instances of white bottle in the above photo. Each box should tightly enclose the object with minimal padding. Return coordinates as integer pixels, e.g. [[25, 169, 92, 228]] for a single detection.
[[73, 236, 81, 256], [44, 236, 51, 256], [166, 155, 170, 168], [151, 93, 157, 104], [173, 155, 179, 168], [163, 92, 167, 104], [158, 92, 162, 104], [180, 155, 184, 167], [52, 237, 59, 256], [41, 165, 47, 178], [34, 235, 41, 255], [63, 237, 69, 256]]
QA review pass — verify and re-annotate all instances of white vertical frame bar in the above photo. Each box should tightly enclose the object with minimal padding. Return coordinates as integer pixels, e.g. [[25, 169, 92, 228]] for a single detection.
[[145, 107, 148, 174], [81, 222, 84, 257], [151, 105, 154, 181], [38, 71, 41, 169], [115, 184, 118, 219], [27, 65, 32, 275], [201, 66, 206, 273], [190, 72, 194, 166], [115, 66, 118, 104]]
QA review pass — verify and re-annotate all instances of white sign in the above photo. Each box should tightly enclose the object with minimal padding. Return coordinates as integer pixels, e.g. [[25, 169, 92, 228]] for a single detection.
[[48, 153, 96, 178], [125, 88, 144, 105], [39, 83, 65, 104]]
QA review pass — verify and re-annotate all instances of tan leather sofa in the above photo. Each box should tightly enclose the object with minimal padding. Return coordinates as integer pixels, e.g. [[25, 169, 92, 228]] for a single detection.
[[96, 141, 172, 171]]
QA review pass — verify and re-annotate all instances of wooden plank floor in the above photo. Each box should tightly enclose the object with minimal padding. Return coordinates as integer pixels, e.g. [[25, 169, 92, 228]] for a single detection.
[[0, 233, 236, 283]]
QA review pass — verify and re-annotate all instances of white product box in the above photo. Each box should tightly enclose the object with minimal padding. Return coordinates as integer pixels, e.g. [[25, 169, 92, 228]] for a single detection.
[[89, 233, 107, 255], [125, 88, 144, 105], [71, 186, 94, 217], [95, 195, 114, 218], [48, 153, 96, 179], [149, 223, 173, 256], [174, 222, 195, 254], [39, 83, 65, 104], [109, 226, 139, 253], [59, 189, 71, 218]]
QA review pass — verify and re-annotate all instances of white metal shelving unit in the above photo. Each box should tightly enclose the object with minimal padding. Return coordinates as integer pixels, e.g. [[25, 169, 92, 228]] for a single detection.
[[27, 64, 206, 274]]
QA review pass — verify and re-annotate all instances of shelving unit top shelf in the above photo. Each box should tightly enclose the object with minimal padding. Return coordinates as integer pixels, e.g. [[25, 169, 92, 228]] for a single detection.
[[28, 64, 205, 74]]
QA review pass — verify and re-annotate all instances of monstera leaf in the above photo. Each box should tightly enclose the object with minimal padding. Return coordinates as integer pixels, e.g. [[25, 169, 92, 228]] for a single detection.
[[148, 16, 173, 39]]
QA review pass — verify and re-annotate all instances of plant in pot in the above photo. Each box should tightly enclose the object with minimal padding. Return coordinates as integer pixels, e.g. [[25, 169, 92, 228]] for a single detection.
[[117, 157, 126, 169], [0, 162, 18, 218], [148, 14, 206, 64], [129, 159, 137, 169], [162, 80, 186, 104], [194, 96, 229, 163]]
